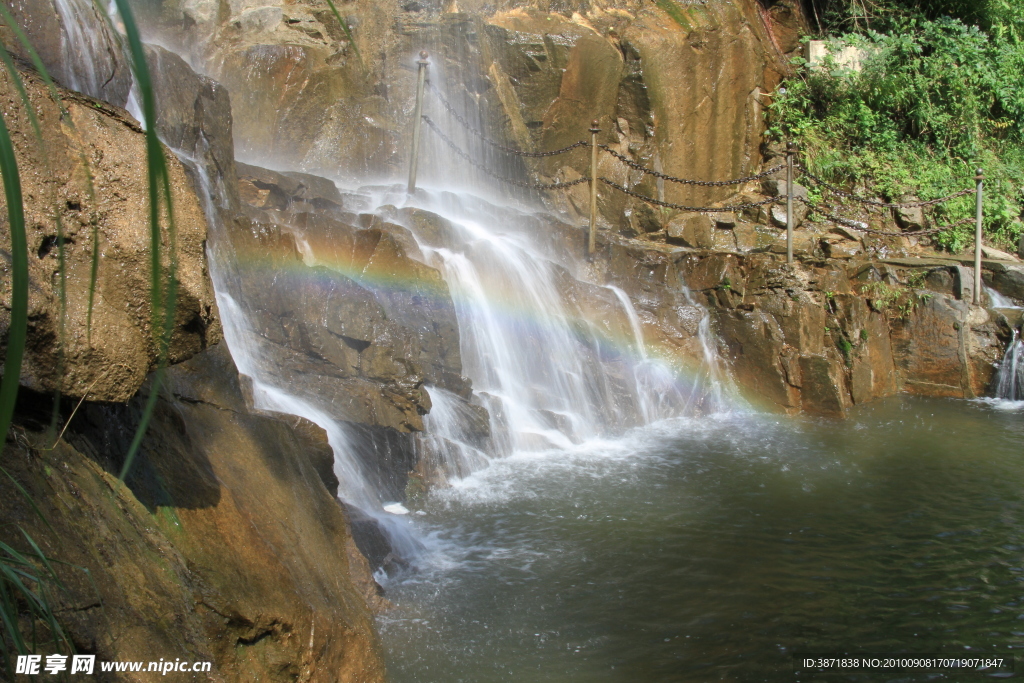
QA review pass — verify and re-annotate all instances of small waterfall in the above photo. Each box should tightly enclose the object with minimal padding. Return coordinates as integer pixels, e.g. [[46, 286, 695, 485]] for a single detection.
[[350, 185, 734, 485], [986, 286, 1022, 309], [49, 0, 131, 107], [993, 331, 1024, 401]]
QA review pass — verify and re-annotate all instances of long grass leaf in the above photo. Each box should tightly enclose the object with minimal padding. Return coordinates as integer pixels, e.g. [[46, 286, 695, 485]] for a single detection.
[[0, 4, 74, 127], [323, 0, 362, 65], [18, 528, 66, 593], [0, 105, 27, 445], [106, 0, 177, 479], [0, 3, 105, 352], [0, 466, 55, 535], [0, 41, 42, 141]]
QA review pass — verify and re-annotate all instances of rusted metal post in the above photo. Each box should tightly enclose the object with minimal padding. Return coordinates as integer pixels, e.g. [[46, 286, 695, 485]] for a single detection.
[[974, 168, 984, 305], [407, 51, 429, 195], [588, 120, 600, 255], [786, 141, 795, 265]]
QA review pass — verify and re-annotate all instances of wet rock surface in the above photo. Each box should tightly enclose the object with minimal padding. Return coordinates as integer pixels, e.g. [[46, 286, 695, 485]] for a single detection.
[[228, 164, 472, 434], [0, 344, 386, 681]]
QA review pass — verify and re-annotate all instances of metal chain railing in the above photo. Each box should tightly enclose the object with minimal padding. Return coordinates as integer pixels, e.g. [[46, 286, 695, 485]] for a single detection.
[[425, 80, 587, 158], [406, 52, 990, 300], [421, 116, 589, 190], [794, 161, 977, 208], [599, 144, 787, 187], [599, 177, 785, 213], [803, 199, 976, 237]]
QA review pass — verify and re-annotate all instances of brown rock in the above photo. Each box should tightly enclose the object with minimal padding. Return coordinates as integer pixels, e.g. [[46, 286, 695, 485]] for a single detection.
[[779, 301, 825, 355], [894, 204, 926, 231], [716, 308, 800, 411], [889, 294, 972, 397], [733, 222, 760, 252], [824, 239, 862, 259], [799, 354, 851, 417], [992, 265, 1024, 301], [0, 67, 220, 403], [666, 213, 715, 249], [0, 345, 386, 681]]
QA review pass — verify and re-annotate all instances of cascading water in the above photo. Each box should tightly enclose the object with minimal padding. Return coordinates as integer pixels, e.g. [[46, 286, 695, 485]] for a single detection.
[[49, 0, 734, 568], [992, 330, 1024, 401]]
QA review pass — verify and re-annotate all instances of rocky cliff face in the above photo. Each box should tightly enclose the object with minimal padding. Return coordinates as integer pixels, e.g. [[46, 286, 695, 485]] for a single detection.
[[0, 24, 387, 680], [596, 240, 1018, 418], [145, 0, 801, 211]]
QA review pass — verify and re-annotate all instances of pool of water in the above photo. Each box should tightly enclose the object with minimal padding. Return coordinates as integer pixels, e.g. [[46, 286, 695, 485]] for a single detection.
[[378, 397, 1024, 682]]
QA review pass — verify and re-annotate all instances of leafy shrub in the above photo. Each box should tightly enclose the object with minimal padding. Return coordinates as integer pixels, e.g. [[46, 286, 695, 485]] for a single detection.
[[770, 4, 1024, 252]]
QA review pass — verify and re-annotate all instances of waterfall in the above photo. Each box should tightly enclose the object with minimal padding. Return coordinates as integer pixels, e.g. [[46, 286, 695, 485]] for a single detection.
[[49, 1, 733, 566], [993, 331, 1024, 401]]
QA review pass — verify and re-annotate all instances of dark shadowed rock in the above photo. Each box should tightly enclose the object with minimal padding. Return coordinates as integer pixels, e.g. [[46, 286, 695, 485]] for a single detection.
[[0, 345, 386, 681]]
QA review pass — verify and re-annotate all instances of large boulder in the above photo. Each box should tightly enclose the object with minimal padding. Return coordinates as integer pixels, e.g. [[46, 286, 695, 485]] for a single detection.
[[227, 164, 471, 432], [0, 67, 220, 402]]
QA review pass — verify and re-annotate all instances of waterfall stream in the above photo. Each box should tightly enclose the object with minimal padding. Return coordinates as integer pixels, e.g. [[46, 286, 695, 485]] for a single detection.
[[993, 331, 1024, 401], [41, 0, 734, 562]]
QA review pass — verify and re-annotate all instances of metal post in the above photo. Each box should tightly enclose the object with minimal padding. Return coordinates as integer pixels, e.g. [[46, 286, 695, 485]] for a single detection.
[[974, 168, 984, 305], [786, 141, 795, 265], [407, 51, 429, 195], [588, 120, 600, 255]]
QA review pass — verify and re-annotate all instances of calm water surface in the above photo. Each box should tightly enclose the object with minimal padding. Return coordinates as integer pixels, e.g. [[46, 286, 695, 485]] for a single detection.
[[378, 397, 1024, 681]]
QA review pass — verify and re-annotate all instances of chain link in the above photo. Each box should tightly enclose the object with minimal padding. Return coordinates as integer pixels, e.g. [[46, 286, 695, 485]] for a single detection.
[[804, 198, 976, 236], [795, 161, 976, 208], [600, 178, 786, 212], [422, 116, 590, 190], [417, 109, 979, 237], [425, 81, 587, 157], [599, 144, 788, 187]]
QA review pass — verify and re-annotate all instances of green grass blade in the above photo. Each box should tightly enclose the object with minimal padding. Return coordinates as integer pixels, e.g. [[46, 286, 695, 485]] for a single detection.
[[106, 0, 177, 479], [0, 4, 68, 117], [18, 527, 66, 593], [0, 106, 27, 445], [0, 41, 43, 141], [323, 0, 362, 65], [1, 3, 104, 351], [0, 466, 55, 535]]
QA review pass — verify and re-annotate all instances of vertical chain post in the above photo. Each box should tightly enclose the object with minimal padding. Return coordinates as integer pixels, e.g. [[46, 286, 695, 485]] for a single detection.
[[588, 120, 600, 255], [974, 168, 984, 305], [407, 51, 429, 195], [786, 141, 795, 265]]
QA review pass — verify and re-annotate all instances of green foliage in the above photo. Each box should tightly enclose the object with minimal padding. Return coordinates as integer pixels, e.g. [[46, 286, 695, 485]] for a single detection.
[[808, 0, 1024, 38], [858, 280, 931, 316], [769, 7, 1024, 252], [0, 78, 27, 455], [837, 335, 854, 366]]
